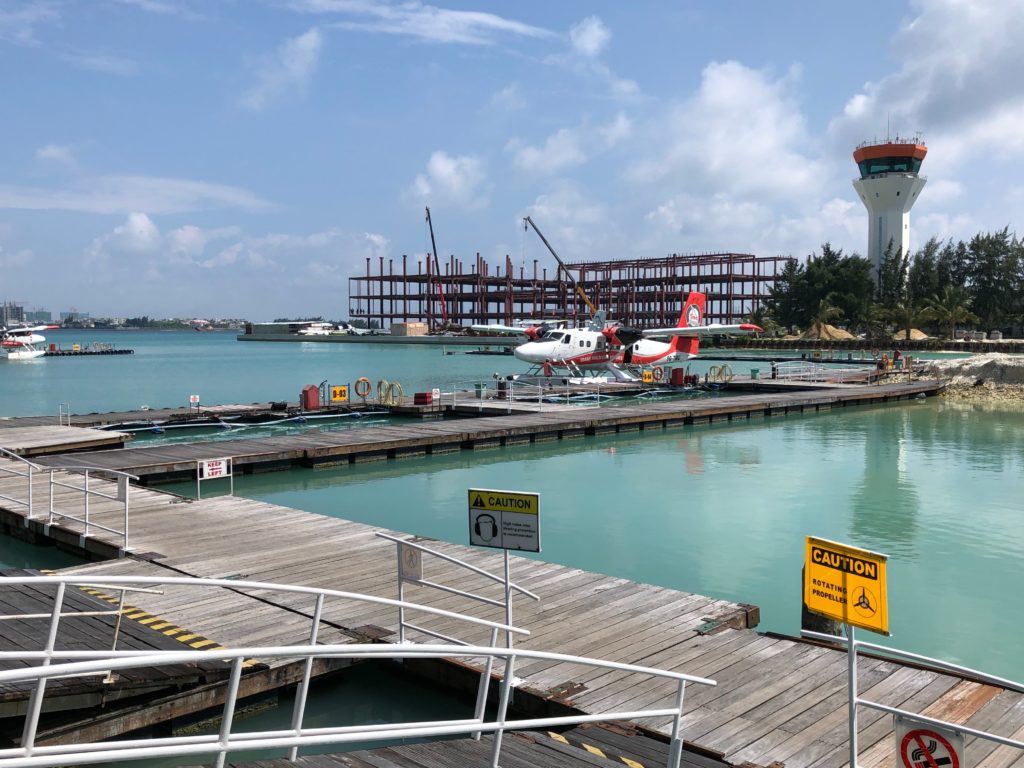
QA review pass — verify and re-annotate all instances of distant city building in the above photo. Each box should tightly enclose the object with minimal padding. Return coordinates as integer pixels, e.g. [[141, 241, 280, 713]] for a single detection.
[[26, 310, 52, 323], [1, 301, 26, 326], [60, 310, 91, 322], [852, 136, 928, 280]]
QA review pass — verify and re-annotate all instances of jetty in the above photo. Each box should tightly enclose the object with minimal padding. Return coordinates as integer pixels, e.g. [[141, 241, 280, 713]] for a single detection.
[[3, 379, 945, 484], [2, 460, 1024, 768]]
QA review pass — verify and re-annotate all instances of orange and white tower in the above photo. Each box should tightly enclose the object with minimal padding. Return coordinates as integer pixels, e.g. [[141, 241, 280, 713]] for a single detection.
[[852, 137, 927, 278]]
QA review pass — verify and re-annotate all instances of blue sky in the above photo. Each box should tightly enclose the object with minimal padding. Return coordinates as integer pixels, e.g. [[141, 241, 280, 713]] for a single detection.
[[1, 0, 1022, 319]]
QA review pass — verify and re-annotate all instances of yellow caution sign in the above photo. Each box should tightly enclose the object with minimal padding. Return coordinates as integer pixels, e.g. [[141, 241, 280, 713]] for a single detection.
[[468, 489, 538, 514], [330, 385, 349, 403], [804, 536, 889, 635], [642, 370, 653, 383]]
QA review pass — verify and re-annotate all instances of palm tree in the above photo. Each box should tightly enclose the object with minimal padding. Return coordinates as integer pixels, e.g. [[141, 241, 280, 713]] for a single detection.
[[744, 305, 777, 336], [887, 295, 925, 342], [921, 286, 979, 340], [806, 295, 843, 339]]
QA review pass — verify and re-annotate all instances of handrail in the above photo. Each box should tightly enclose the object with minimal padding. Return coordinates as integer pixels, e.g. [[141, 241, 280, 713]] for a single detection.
[[0, 642, 716, 768], [801, 629, 1024, 764], [0, 448, 43, 516], [41, 466, 138, 551]]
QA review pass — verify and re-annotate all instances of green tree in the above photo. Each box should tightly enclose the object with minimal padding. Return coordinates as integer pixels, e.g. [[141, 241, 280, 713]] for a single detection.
[[876, 239, 908, 310], [807, 294, 843, 338], [908, 237, 941, 304], [921, 286, 979, 340], [767, 258, 807, 332]]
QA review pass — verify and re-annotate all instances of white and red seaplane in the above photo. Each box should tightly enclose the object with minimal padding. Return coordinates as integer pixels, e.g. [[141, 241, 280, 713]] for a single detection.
[[1, 324, 59, 361], [474, 291, 760, 382]]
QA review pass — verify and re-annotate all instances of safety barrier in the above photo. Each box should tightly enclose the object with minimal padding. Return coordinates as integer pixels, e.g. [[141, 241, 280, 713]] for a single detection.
[[803, 629, 1024, 767], [0, 573, 716, 768], [773, 361, 867, 383], [0, 453, 138, 552]]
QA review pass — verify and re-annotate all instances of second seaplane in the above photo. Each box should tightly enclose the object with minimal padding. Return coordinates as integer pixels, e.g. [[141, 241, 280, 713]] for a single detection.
[[1, 324, 60, 361]]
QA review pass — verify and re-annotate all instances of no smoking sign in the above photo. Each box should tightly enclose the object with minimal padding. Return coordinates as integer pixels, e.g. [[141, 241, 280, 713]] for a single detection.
[[895, 714, 964, 768]]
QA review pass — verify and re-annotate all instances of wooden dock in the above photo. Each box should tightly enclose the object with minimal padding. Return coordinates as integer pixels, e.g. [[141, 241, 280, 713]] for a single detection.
[[15, 380, 944, 483], [2, 458, 1023, 768], [0, 425, 127, 456]]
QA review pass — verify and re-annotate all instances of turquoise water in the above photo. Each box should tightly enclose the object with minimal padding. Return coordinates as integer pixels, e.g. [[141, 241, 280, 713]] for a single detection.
[[3, 332, 1023, 683]]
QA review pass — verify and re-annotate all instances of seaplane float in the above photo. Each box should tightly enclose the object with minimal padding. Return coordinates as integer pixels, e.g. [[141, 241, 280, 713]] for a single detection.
[[1, 324, 60, 361]]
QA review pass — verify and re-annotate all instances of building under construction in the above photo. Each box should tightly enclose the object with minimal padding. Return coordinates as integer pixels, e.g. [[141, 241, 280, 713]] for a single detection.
[[349, 250, 790, 330]]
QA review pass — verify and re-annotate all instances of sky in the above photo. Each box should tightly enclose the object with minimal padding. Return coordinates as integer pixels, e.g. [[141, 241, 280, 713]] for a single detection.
[[1, 0, 1022, 319]]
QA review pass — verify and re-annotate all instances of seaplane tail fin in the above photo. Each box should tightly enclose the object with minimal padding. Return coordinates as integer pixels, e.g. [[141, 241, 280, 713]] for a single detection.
[[669, 292, 706, 357]]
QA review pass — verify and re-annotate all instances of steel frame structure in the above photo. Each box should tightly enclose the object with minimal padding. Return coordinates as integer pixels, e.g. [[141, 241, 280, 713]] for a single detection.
[[349, 252, 790, 330]]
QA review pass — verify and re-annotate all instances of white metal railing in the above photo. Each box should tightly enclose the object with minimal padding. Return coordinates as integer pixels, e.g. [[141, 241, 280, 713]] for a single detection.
[[44, 465, 138, 551], [58, 403, 71, 426], [1, 573, 533, 767], [0, 447, 40, 514], [0, 642, 716, 768], [773, 361, 868, 383], [802, 629, 1024, 765], [378, 533, 542, 734]]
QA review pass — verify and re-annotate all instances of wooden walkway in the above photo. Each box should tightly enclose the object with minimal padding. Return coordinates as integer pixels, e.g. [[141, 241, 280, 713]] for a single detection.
[[2, 458, 1023, 768], [16, 380, 944, 483], [0, 425, 126, 456], [230, 724, 730, 768]]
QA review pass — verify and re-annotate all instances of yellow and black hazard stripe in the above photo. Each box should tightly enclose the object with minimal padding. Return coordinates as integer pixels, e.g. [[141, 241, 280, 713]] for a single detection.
[[41, 571, 238, 656], [547, 731, 646, 768]]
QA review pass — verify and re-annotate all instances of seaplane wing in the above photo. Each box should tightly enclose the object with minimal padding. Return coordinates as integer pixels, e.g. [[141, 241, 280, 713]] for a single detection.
[[641, 323, 762, 339], [4, 324, 59, 336], [471, 324, 529, 335]]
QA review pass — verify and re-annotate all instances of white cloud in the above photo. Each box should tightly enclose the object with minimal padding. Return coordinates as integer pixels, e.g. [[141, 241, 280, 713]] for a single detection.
[[111, 0, 202, 19], [521, 185, 612, 257], [829, 0, 1024, 172], [292, 1, 553, 46], [35, 143, 75, 166], [407, 151, 489, 210], [86, 212, 162, 263], [507, 129, 585, 175], [0, 245, 33, 268], [548, 15, 637, 100], [489, 83, 526, 112], [61, 51, 139, 76], [629, 61, 816, 200], [507, 113, 631, 175], [0, 175, 274, 215], [241, 28, 323, 111], [0, 2, 59, 46], [569, 16, 609, 58]]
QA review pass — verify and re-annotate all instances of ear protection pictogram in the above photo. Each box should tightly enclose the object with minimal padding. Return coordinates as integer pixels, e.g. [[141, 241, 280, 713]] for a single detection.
[[474, 513, 497, 539]]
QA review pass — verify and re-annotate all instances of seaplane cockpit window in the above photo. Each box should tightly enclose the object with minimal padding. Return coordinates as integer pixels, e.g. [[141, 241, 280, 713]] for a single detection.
[[547, 332, 564, 342], [563, 334, 572, 345]]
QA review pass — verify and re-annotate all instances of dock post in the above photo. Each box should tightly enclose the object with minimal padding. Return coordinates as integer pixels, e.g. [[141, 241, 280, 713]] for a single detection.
[[847, 624, 858, 768]]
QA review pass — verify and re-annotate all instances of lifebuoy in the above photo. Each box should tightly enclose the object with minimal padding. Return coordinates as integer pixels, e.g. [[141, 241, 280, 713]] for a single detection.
[[871, 349, 879, 359], [354, 377, 372, 398], [651, 365, 664, 382]]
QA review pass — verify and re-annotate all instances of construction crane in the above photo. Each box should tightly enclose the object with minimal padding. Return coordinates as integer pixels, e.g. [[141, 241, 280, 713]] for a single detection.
[[424, 207, 449, 327], [522, 216, 598, 316]]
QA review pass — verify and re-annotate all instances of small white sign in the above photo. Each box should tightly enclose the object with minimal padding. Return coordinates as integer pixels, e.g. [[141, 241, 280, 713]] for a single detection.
[[468, 488, 540, 552], [399, 543, 423, 581], [189, 394, 200, 404], [895, 714, 964, 768], [432, 387, 441, 400], [200, 458, 231, 479]]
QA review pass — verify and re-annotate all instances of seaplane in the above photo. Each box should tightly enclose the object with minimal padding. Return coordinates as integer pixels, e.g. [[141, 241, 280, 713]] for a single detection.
[[1, 323, 59, 361], [472, 291, 761, 382]]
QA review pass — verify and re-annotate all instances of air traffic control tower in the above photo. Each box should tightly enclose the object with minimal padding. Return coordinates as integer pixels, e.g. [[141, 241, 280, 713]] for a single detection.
[[852, 137, 927, 278]]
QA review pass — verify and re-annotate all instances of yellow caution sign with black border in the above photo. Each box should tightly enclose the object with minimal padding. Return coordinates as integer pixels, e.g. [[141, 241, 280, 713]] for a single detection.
[[330, 385, 349, 403], [804, 536, 889, 635], [468, 488, 540, 552]]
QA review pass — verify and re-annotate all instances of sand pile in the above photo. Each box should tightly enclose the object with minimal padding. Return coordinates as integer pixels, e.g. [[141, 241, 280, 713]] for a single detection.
[[799, 323, 856, 341], [893, 328, 929, 341]]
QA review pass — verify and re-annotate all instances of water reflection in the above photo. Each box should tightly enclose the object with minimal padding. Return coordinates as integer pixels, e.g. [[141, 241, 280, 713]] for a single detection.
[[849, 409, 921, 558]]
